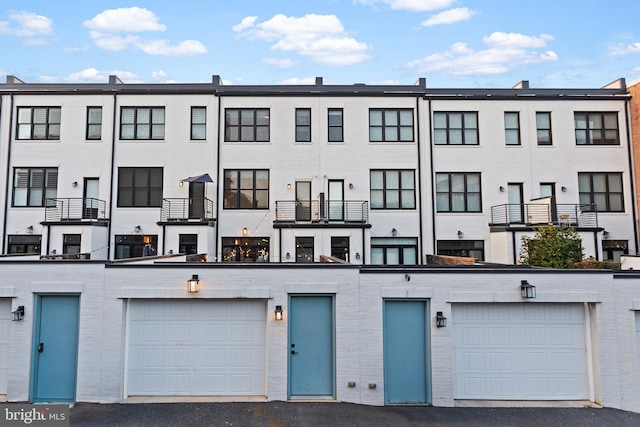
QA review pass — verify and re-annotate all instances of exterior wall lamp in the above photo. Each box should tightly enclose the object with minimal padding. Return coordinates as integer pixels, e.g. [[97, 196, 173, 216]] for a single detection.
[[285, 252, 291, 260], [521, 280, 536, 299], [12, 306, 24, 321], [392, 228, 398, 237], [499, 186, 505, 192], [287, 183, 291, 190], [187, 274, 200, 293], [404, 273, 411, 281], [457, 230, 463, 238], [561, 186, 567, 192], [436, 311, 447, 328], [275, 305, 283, 321], [355, 253, 360, 260], [242, 227, 248, 236]]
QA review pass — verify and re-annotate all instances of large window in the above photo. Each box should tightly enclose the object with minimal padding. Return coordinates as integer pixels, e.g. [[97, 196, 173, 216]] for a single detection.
[[296, 108, 311, 142], [371, 237, 417, 265], [179, 234, 198, 255], [370, 170, 416, 209], [437, 240, 484, 261], [436, 172, 481, 212], [504, 112, 520, 145], [222, 237, 269, 262], [191, 107, 206, 140], [296, 237, 314, 263], [369, 109, 414, 142], [86, 107, 102, 140], [17, 107, 61, 140], [574, 112, 619, 145], [331, 236, 349, 261], [120, 107, 165, 140], [115, 235, 157, 259], [223, 169, 269, 209], [578, 172, 623, 212], [63, 234, 81, 255], [8, 235, 41, 254], [434, 112, 478, 145], [328, 108, 343, 142], [536, 112, 552, 145], [13, 167, 58, 207], [117, 167, 163, 207], [225, 108, 270, 142]]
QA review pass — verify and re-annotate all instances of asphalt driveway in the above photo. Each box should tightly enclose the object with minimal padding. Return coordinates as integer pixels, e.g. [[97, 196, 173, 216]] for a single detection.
[[70, 401, 640, 427]]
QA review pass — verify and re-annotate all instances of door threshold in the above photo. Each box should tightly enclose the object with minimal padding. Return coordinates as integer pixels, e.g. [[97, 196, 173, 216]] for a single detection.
[[288, 396, 336, 401]]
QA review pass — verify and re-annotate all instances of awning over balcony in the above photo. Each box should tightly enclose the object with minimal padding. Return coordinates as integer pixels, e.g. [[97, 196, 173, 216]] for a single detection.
[[180, 173, 213, 183]]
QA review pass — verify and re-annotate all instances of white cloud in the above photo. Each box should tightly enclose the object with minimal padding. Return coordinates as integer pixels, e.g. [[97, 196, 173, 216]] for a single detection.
[[355, 0, 455, 12], [232, 16, 257, 32], [279, 77, 318, 85], [234, 14, 371, 66], [83, 7, 166, 33], [137, 39, 206, 56], [152, 70, 168, 79], [89, 31, 140, 51], [0, 10, 54, 44], [609, 42, 640, 56], [421, 7, 477, 27], [63, 68, 139, 83], [263, 57, 297, 68], [406, 33, 558, 76]]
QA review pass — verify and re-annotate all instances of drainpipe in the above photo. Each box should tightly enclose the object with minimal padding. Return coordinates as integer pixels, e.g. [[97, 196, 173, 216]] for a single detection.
[[214, 93, 221, 262], [416, 96, 424, 264], [427, 98, 437, 257], [107, 92, 117, 260], [1, 94, 14, 254]]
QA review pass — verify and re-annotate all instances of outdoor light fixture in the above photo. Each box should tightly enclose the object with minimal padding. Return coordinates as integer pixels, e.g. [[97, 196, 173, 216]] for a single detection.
[[134, 225, 142, 233], [603, 231, 610, 239], [355, 253, 361, 260], [436, 311, 447, 328], [287, 183, 291, 190], [27, 225, 33, 233], [187, 274, 200, 293], [72, 181, 78, 187], [499, 186, 505, 192], [12, 306, 24, 321], [349, 183, 353, 189], [179, 181, 184, 187], [457, 230, 463, 238], [521, 280, 536, 299], [275, 305, 283, 321], [404, 273, 411, 282], [286, 252, 291, 260], [392, 228, 398, 237], [561, 186, 567, 192], [242, 227, 248, 236]]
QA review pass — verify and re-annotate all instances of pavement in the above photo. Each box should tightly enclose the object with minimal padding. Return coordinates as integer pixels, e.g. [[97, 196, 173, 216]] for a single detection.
[[69, 401, 640, 427]]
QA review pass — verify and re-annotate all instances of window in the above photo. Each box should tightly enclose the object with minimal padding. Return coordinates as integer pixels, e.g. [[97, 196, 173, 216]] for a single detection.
[[296, 108, 311, 142], [86, 107, 102, 140], [437, 240, 484, 261], [117, 167, 163, 207], [296, 237, 314, 263], [115, 235, 157, 259], [504, 112, 520, 145], [370, 170, 415, 209], [574, 112, 619, 145], [602, 240, 627, 262], [17, 107, 61, 140], [223, 169, 269, 209], [371, 237, 417, 265], [225, 108, 270, 142], [13, 168, 58, 207], [191, 107, 206, 140], [434, 112, 478, 145], [179, 234, 198, 255], [536, 112, 552, 145], [436, 172, 481, 212], [331, 237, 349, 261], [328, 108, 343, 142], [222, 237, 269, 262], [369, 109, 414, 142], [120, 107, 165, 140], [8, 235, 41, 254], [578, 172, 623, 212], [63, 234, 81, 255]]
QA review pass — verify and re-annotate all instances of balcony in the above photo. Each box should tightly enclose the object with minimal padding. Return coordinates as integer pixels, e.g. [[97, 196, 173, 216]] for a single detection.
[[160, 198, 215, 223], [44, 198, 108, 223], [274, 201, 369, 226], [490, 203, 598, 229]]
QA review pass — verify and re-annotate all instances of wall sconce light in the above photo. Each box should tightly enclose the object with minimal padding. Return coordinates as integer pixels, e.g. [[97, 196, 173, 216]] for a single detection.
[[561, 186, 567, 192], [134, 225, 142, 234], [187, 274, 200, 293], [603, 230, 610, 239], [436, 311, 447, 328], [12, 306, 24, 321], [392, 228, 398, 237], [355, 253, 361, 260], [285, 252, 291, 260], [521, 280, 536, 299], [72, 181, 78, 187], [242, 227, 248, 236], [457, 230, 463, 239], [179, 181, 184, 187], [287, 183, 291, 190], [404, 273, 411, 281], [275, 305, 283, 321], [499, 186, 505, 192], [27, 225, 33, 234], [349, 183, 353, 189]]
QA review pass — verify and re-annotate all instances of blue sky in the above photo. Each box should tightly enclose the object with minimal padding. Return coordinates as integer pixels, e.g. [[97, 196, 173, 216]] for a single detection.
[[2, 0, 640, 88]]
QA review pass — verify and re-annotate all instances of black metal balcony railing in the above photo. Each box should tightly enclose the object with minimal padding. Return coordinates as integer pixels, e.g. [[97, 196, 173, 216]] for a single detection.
[[275, 201, 369, 223], [44, 198, 107, 222], [490, 203, 598, 228], [160, 198, 215, 222]]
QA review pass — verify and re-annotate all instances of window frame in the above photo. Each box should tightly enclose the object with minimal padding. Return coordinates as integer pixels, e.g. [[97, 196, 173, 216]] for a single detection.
[[12, 167, 58, 207], [295, 108, 312, 142], [86, 106, 103, 140], [223, 169, 270, 209], [179, 234, 198, 255], [224, 108, 270, 142], [120, 106, 165, 140], [328, 108, 344, 142], [114, 235, 158, 259], [433, 111, 479, 145], [117, 167, 164, 208], [574, 112, 620, 145], [536, 112, 552, 145], [8, 235, 41, 254], [221, 237, 270, 262], [504, 111, 521, 146], [370, 169, 416, 210], [435, 172, 482, 213], [437, 240, 485, 261], [296, 237, 314, 263], [190, 106, 206, 140], [578, 172, 624, 212], [16, 106, 61, 140], [63, 234, 82, 255], [370, 237, 418, 265], [369, 108, 414, 142], [330, 236, 350, 261]]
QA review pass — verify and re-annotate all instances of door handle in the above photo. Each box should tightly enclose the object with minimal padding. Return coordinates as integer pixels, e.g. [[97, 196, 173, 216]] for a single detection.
[[291, 350, 298, 355], [38, 343, 44, 353]]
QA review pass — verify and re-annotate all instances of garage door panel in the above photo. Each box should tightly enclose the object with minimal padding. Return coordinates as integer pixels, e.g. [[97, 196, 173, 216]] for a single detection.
[[453, 303, 588, 400]]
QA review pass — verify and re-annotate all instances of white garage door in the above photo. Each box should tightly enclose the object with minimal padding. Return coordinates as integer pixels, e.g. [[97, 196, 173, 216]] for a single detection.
[[127, 299, 266, 396], [453, 303, 588, 400], [0, 299, 10, 394]]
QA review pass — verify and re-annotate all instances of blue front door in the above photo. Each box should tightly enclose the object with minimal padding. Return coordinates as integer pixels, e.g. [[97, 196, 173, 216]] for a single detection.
[[383, 299, 431, 404], [31, 295, 80, 402], [288, 295, 334, 398]]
